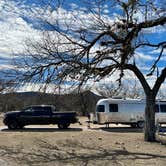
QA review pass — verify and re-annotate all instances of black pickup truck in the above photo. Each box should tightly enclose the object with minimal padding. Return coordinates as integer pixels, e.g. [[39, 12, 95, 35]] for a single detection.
[[3, 105, 78, 129]]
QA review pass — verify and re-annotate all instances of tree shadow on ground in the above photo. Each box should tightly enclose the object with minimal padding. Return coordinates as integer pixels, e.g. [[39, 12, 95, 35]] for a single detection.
[[91, 126, 143, 133], [0, 138, 166, 166], [1, 127, 82, 132]]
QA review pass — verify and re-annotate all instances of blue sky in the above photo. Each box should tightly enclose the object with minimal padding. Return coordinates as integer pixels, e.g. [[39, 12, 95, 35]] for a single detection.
[[0, 0, 165, 93]]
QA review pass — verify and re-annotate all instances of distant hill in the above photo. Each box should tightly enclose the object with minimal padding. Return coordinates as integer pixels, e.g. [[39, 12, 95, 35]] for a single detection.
[[0, 91, 102, 115]]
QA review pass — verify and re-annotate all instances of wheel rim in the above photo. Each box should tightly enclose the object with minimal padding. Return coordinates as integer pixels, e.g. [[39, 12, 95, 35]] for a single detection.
[[58, 123, 69, 129], [138, 121, 144, 128], [59, 124, 64, 129], [9, 121, 18, 129]]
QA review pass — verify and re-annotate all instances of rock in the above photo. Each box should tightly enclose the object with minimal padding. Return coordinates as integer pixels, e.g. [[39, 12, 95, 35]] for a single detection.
[[115, 141, 119, 145], [115, 141, 124, 145]]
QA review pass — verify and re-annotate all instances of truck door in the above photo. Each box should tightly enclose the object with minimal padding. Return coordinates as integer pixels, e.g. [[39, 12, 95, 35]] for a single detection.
[[33, 107, 52, 124], [19, 107, 35, 125]]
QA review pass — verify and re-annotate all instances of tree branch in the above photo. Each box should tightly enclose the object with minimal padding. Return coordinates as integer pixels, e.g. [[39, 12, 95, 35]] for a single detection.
[[123, 64, 151, 95], [153, 67, 166, 97]]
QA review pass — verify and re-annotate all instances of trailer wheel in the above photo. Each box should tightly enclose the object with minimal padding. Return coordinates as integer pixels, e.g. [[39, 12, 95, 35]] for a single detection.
[[8, 121, 19, 129], [58, 123, 70, 129], [137, 121, 144, 128]]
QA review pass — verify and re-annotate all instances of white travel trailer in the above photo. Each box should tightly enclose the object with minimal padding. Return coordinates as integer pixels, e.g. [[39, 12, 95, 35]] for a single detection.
[[95, 98, 166, 128]]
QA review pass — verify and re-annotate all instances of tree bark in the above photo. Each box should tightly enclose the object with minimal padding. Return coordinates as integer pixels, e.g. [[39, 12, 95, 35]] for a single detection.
[[123, 64, 164, 142], [144, 96, 156, 142]]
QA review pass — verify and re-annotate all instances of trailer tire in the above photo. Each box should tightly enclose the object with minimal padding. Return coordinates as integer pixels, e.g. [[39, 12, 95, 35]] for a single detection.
[[137, 121, 144, 128], [93, 121, 98, 124], [58, 123, 70, 129]]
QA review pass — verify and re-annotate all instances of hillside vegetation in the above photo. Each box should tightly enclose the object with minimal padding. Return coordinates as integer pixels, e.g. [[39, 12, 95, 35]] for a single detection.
[[0, 91, 101, 115]]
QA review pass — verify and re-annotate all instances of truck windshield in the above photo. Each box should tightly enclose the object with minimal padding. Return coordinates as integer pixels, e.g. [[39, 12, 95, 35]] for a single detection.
[[96, 105, 105, 112]]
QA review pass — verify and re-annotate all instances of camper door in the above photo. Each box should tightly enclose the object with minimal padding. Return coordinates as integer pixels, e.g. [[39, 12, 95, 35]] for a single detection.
[[96, 104, 107, 124]]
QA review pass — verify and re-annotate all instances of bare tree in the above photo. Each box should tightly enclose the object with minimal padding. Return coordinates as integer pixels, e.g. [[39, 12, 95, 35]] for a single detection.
[[95, 83, 126, 98], [95, 79, 144, 99], [13, 0, 166, 142]]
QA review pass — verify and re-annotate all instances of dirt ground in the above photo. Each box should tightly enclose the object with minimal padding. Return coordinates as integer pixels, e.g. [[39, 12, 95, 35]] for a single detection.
[[0, 115, 166, 166]]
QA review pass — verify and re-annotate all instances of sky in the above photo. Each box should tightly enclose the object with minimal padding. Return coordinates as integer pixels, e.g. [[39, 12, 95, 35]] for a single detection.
[[0, 0, 165, 95]]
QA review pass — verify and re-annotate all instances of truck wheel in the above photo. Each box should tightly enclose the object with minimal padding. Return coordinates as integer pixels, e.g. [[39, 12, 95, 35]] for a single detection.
[[8, 121, 19, 129], [137, 121, 144, 128], [58, 123, 70, 129]]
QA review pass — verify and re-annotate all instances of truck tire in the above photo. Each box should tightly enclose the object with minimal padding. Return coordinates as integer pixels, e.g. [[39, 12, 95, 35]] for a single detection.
[[137, 121, 144, 128], [58, 123, 70, 129], [8, 121, 19, 129]]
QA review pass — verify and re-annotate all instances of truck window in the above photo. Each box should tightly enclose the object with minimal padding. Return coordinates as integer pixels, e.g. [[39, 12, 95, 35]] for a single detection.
[[23, 108, 32, 112], [109, 104, 118, 112], [22, 108, 34, 115], [43, 107, 52, 113], [33, 106, 52, 115], [96, 105, 105, 112]]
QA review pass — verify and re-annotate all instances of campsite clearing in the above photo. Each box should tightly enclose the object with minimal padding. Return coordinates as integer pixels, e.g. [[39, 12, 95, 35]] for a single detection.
[[0, 116, 166, 166]]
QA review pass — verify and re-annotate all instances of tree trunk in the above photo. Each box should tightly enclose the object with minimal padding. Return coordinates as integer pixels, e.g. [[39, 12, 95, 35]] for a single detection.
[[144, 96, 156, 142]]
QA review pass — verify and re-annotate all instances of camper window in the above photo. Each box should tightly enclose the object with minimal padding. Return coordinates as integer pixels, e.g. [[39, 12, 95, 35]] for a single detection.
[[155, 104, 166, 113], [96, 105, 105, 112], [160, 105, 166, 113], [155, 105, 159, 113], [109, 104, 118, 112]]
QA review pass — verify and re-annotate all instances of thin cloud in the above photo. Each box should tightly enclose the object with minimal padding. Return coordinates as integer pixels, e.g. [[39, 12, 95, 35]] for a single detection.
[[134, 52, 155, 61], [0, 1, 165, 93]]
